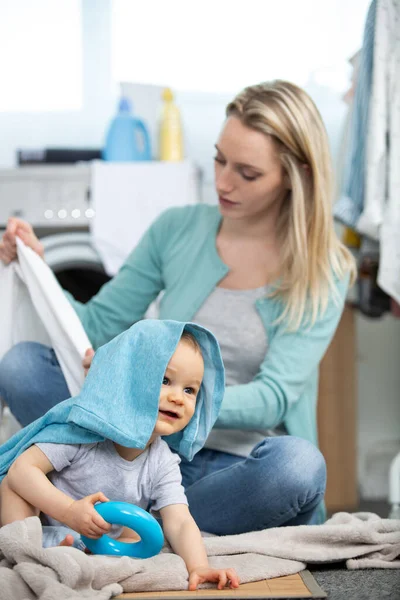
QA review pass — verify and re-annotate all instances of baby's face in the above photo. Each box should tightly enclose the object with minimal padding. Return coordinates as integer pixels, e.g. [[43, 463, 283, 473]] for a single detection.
[[154, 339, 204, 437]]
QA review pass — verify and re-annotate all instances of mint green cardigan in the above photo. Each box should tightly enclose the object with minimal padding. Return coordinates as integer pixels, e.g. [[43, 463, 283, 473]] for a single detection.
[[67, 204, 348, 448]]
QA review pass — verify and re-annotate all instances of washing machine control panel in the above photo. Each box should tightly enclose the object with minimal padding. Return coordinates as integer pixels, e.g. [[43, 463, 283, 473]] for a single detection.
[[0, 165, 92, 228]]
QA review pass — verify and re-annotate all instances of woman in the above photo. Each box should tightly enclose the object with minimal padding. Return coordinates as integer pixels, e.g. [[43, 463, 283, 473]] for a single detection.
[[0, 80, 356, 533]]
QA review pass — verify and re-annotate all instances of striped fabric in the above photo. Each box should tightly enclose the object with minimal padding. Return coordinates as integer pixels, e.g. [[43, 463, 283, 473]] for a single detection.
[[333, 0, 377, 228]]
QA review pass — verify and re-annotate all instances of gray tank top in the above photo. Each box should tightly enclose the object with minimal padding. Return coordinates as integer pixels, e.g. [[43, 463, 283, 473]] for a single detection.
[[193, 285, 285, 457]]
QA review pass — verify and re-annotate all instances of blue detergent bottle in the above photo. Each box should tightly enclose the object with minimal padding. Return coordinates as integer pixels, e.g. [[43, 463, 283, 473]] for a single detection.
[[103, 97, 152, 161]]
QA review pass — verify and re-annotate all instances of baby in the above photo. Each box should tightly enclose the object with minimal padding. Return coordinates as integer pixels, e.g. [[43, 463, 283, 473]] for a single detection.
[[0, 320, 239, 591]]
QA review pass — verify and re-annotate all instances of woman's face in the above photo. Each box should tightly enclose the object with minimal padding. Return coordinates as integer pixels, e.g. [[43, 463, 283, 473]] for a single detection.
[[214, 116, 288, 221]]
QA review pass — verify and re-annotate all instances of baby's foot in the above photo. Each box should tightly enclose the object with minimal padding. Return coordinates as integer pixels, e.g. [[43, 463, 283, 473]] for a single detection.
[[58, 534, 91, 553], [58, 534, 75, 547]]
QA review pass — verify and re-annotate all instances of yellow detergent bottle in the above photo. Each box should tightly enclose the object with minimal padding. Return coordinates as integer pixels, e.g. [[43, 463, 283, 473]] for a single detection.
[[159, 88, 184, 161]]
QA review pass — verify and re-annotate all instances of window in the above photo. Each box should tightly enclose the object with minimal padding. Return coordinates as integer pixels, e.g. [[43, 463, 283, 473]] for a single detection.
[[112, 0, 371, 94], [0, 0, 82, 111]]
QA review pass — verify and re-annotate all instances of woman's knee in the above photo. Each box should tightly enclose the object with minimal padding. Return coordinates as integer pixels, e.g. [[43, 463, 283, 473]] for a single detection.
[[0, 341, 68, 426], [0, 342, 49, 394], [252, 436, 327, 495], [283, 436, 326, 493]]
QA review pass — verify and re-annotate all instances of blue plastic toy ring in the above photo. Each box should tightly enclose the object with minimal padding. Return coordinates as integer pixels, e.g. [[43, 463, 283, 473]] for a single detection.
[[80, 501, 164, 558]]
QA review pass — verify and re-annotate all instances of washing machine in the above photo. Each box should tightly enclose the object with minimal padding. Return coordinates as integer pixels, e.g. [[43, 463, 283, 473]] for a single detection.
[[0, 165, 111, 301]]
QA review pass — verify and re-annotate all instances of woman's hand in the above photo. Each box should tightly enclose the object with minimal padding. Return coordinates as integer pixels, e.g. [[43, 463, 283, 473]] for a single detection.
[[188, 567, 240, 591], [0, 217, 44, 264], [82, 348, 95, 376], [62, 491, 111, 538]]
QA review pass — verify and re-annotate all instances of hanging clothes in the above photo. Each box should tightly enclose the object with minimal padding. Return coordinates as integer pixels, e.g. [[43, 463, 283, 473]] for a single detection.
[[333, 0, 377, 228], [357, 0, 400, 304]]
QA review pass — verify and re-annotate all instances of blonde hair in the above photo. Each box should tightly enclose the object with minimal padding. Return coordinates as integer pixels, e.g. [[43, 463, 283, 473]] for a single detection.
[[226, 80, 356, 330]]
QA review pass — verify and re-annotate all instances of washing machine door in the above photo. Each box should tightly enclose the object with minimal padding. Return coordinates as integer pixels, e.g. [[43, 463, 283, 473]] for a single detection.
[[42, 232, 111, 303]]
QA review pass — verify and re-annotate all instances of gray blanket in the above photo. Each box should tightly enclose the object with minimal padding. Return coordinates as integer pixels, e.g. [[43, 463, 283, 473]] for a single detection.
[[0, 512, 399, 600]]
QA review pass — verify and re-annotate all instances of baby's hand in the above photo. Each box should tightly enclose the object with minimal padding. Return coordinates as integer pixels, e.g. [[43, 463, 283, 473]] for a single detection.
[[82, 348, 95, 376], [188, 566, 240, 591], [62, 492, 111, 538]]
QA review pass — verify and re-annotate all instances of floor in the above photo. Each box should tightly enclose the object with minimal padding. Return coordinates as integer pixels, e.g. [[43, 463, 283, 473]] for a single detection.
[[308, 500, 399, 600], [309, 563, 400, 600]]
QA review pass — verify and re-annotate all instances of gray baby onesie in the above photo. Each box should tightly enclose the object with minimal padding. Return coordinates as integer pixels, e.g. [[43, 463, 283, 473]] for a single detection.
[[36, 436, 187, 537]]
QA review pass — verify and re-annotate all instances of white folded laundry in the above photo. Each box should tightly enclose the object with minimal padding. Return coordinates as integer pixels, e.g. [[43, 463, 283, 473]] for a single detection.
[[0, 238, 91, 398]]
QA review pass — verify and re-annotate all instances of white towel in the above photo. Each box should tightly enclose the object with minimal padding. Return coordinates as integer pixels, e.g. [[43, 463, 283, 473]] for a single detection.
[[0, 238, 91, 397], [90, 160, 200, 276], [0, 255, 51, 362]]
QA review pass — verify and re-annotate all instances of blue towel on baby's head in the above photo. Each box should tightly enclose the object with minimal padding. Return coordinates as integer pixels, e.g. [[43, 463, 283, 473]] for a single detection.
[[0, 320, 225, 481]]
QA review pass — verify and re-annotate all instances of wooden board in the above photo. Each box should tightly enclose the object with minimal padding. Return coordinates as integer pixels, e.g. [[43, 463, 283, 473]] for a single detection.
[[116, 571, 326, 599], [318, 304, 358, 512]]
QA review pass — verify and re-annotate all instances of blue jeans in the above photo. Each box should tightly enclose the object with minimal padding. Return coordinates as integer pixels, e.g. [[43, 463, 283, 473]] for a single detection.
[[0, 342, 327, 534], [0, 342, 71, 426]]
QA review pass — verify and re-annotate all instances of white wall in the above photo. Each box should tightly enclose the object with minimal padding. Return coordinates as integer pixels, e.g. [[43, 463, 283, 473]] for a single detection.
[[357, 314, 400, 499]]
